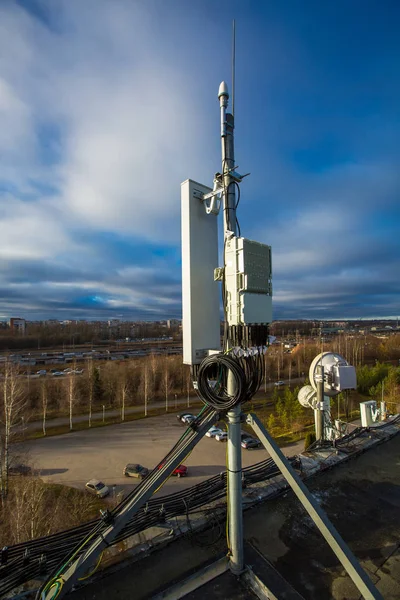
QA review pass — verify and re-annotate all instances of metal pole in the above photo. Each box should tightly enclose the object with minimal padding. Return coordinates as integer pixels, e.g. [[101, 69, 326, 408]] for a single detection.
[[219, 81, 244, 575], [247, 413, 383, 600], [315, 364, 324, 441]]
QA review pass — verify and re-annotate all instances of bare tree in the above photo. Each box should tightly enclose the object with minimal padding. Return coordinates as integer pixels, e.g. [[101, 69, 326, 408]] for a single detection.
[[140, 362, 154, 416], [143, 363, 149, 416], [11, 476, 47, 541], [186, 367, 192, 408], [162, 358, 174, 412], [41, 379, 48, 436], [119, 370, 129, 422], [86, 357, 93, 428], [264, 352, 268, 393], [149, 353, 160, 396], [101, 362, 118, 408], [0, 361, 26, 498], [65, 370, 77, 431]]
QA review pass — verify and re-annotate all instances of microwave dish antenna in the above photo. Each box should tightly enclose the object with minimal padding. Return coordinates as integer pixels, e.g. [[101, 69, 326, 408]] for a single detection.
[[309, 352, 357, 398], [298, 385, 318, 409]]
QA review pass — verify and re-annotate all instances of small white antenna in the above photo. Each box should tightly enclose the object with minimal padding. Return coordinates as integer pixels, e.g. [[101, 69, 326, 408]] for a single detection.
[[232, 19, 236, 118]]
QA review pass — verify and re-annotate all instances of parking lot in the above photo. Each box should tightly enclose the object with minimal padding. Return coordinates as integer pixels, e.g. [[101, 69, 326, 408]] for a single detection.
[[16, 412, 303, 500]]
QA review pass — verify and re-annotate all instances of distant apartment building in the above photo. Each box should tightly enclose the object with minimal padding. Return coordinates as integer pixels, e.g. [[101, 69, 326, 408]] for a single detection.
[[9, 317, 26, 334], [108, 319, 120, 327]]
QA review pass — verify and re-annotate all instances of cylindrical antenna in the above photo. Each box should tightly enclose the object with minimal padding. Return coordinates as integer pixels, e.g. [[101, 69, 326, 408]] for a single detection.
[[232, 19, 236, 118]]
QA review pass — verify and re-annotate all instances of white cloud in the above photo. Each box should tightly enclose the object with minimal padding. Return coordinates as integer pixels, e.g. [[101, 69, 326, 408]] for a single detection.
[[0, 197, 72, 259], [0, 0, 219, 274]]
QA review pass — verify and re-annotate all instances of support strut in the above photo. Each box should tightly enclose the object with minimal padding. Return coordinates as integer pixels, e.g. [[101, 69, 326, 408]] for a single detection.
[[247, 412, 383, 600]]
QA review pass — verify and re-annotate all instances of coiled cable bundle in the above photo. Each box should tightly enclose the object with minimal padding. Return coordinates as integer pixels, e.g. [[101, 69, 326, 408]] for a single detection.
[[196, 351, 264, 411]]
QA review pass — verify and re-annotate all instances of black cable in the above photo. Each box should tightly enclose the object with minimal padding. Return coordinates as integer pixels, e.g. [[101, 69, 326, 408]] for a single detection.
[[0, 453, 301, 596], [183, 500, 223, 548], [195, 351, 266, 412], [196, 354, 246, 411]]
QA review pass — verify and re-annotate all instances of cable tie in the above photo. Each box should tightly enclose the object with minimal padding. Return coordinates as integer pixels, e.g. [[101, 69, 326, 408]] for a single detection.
[[99, 533, 111, 548], [23, 548, 30, 566]]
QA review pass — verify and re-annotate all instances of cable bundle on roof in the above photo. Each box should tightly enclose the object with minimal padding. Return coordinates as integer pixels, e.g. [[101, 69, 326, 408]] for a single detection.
[[0, 451, 299, 597]]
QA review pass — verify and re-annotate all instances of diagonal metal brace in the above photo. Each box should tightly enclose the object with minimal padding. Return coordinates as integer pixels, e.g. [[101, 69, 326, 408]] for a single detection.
[[246, 413, 383, 600], [40, 409, 219, 599]]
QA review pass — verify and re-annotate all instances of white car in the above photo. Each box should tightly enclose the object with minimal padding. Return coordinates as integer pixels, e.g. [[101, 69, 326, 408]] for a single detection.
[[274, 380, 285, 387], [215, 432, 228, 442], [85, 479, 109, 498], [206, 426, 223, 438]]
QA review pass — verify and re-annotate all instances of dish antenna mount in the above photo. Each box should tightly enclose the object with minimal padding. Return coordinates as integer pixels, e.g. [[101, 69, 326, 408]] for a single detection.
[[298, 352, 357, 440]]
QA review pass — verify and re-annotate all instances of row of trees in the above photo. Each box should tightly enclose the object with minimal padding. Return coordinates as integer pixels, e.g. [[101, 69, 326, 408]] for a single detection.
[[267, 333, 400, 383], [0, 355, 193, 444], [0, 320, 181, 351], [0, 356, 192, 501]]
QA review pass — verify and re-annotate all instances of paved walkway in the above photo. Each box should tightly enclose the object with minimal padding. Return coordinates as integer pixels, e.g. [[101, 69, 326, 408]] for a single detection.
[[21, 397, 198, 433]]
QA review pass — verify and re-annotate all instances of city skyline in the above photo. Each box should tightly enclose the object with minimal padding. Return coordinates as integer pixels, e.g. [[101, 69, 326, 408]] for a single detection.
[[0, 1, 399, 321]]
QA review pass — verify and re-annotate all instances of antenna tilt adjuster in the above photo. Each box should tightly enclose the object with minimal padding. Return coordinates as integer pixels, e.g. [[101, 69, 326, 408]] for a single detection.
[[202, 173, 223, 215]]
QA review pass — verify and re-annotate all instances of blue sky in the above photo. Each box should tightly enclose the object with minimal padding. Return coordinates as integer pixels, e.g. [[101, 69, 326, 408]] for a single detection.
[[0, 0, 399, 321]]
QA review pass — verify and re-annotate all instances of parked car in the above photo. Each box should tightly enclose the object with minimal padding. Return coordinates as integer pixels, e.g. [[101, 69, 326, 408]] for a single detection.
[[159, 463, 188, 477], [123, 463, 149, 479], [177, 412, 191, 421], [215, 431, 228, 442], [274, 381, 285, 387], [9, 464, 32, 476], [206, 426, 223, 438], [181, 414, 196, 424], [36, 370, 47, 376], [85, 479, 109, 498], [241, 437, 262, 449], [51, 371, 64, 377]]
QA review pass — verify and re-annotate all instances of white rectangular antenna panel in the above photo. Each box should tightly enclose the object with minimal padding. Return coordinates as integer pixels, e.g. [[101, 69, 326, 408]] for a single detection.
[[181, 180, 221, 365]]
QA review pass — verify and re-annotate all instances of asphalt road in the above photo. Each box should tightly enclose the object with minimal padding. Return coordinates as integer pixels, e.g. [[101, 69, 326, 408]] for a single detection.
[[15, 412, 305, 501], [22, 397, 200, 432]]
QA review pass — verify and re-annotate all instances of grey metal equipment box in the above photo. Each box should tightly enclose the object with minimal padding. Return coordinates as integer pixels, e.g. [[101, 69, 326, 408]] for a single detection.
[[181, 180, 221, 365], [224, 236, 272, 325]]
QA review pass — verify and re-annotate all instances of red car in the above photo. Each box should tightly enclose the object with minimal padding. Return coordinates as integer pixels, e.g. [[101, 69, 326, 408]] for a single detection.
[[159, 463, 188, 477]]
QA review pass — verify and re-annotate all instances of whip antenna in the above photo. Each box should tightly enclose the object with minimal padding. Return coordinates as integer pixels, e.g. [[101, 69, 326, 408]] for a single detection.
[[232, 19, 236, 118]]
